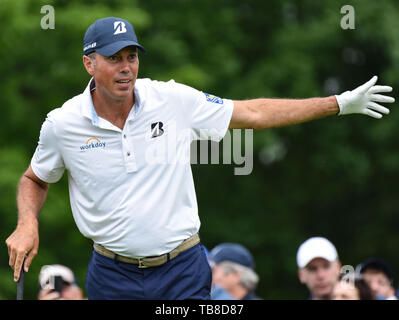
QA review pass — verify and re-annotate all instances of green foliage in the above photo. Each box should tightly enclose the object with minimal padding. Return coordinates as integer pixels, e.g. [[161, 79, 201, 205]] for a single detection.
[[1, 0, 399, 299]]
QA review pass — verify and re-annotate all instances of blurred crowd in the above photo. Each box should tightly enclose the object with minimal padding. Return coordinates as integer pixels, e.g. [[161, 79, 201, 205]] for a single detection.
[[296, 236, 397, 300], [37, 236, 398, 300]]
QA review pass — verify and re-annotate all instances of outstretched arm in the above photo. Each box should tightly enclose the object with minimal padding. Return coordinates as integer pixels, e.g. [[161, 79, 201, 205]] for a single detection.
[[230, 96, 338, 129], [229, 76, 394, 130], [6, 165, 49, 281]]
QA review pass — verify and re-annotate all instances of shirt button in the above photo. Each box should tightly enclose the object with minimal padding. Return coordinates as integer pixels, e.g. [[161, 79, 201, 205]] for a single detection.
[[123, 134, 127, 139], [127, 151, 131, 156]]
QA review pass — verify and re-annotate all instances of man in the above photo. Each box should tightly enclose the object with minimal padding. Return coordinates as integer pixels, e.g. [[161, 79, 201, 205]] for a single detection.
[[38, 264, 84, 300], [356, 258, 398, 300], [5, 16, 394, 299], [209, 243, 261, 300], [297, 237, 342, 300]]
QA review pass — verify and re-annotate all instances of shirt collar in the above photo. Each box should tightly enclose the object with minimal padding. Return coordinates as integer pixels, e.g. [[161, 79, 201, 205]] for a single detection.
[[81, 78, 98, 126], [81, 77, 143, 126]]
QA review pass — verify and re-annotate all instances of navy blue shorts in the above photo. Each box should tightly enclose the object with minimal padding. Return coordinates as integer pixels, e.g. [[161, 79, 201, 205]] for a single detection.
[[85, 243, 212, 300]]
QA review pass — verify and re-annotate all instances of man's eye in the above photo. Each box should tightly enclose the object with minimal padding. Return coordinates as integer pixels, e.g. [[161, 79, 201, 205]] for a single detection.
[[128, 54, 137, 60], [109, 56, 118, 61]]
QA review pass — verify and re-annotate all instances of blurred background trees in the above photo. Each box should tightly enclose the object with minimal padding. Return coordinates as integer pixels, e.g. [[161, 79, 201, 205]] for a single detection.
[[1, 0, 399, 299]]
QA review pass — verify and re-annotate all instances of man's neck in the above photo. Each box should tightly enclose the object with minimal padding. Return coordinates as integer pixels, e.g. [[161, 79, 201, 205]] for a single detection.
[[91, 88, 134, 130], [312, 293, 332, 300]]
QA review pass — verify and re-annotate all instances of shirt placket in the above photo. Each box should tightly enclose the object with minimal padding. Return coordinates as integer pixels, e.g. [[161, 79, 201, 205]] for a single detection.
[[122, 119, 138, 173]]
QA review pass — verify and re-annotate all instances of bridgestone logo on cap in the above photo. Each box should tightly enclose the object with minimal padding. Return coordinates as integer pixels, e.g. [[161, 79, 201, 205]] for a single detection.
[[113, 21, 127, 35]]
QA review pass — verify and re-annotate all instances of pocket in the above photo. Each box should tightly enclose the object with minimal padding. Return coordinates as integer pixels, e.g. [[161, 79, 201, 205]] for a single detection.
[[86, 251, 117, 299], [85, 251, 103, 299], [199, 244, 212, 289]]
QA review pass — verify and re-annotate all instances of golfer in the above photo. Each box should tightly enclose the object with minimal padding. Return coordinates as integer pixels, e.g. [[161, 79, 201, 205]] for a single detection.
[[6, 17, 395, 299]]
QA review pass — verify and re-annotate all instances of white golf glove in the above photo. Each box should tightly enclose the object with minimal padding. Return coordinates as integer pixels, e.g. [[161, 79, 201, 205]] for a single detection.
[[335, 76, 395, 119]]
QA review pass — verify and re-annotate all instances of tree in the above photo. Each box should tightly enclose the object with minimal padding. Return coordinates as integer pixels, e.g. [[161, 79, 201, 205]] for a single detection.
[[1, 0, 398, 299]]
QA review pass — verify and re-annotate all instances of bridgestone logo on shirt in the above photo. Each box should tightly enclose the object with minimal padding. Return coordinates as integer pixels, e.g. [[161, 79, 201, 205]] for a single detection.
[[151, 122, 164, 138]]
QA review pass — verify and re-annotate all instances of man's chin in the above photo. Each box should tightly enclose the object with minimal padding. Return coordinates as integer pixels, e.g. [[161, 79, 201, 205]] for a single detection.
[[113, 84, 134, 95], [313, 287, 332, 299], [112, 90, 133, 100]]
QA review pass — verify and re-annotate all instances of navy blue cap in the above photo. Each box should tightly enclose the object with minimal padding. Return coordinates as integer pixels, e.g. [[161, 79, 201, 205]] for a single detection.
[[209, 243, 255, 269], [83, 17, 146, 56]]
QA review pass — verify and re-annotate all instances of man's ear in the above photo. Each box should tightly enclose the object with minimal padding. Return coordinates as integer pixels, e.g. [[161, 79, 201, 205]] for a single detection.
[[298, 269, 306, 284], [83, 55, 95, 76], [334, 261, 342, 279], [388, 286, 396, 298]]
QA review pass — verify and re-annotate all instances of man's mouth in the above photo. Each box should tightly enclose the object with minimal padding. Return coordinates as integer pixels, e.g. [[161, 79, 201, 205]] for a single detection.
[[315, 284, 328, 290], [116, 79, 131, 84]]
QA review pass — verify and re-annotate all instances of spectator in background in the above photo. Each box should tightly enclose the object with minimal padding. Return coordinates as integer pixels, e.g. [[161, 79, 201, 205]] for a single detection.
[[332, 276, 375, 300], [208, 243, 262, 300], [356, 258, 397, 300], [296, 237, 341, 300], [38, 264, 84, 300]]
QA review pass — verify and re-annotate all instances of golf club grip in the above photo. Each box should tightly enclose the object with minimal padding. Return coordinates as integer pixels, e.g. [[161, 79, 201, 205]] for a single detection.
[[16, 259, 25, 300]]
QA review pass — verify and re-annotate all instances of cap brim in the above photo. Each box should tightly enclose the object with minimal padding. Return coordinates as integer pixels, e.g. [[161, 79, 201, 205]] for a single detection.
[[96, 40, 146, 56], [299, 255, 336, 268]]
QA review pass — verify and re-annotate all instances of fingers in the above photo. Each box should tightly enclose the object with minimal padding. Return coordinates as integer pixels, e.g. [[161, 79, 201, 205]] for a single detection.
[[24, 247, 38, 273], [363, 108, 383, 119], [5, 225, 39, 281], [8, 247, 16, 273], [6, 235, 26, 282], [12, 246, 38, 280], [13, 253, 26, 282], [6, 238, 37, 281], [360, 75, 378, 92], [368, 102, 390, 115], [366, 80, 394, 120], [369, 85, 393, 94], [370, 93, 395, 104], [43, 291, 61, 300], [38, 288, 61, 300]]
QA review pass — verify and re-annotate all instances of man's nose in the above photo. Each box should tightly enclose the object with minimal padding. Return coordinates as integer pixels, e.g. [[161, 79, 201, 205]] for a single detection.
[[368, 281, 379, 293], [315, 268, 327, 279], [119, 59, 130, 73]]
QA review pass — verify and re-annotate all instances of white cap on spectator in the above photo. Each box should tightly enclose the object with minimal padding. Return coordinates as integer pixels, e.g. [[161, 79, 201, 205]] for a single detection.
[[39, 264, 76, 290], [296, 237, 338, 268]]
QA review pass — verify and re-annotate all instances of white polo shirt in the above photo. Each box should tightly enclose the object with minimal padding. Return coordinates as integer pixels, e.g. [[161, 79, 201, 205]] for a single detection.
[[31, 78, 234, 258]]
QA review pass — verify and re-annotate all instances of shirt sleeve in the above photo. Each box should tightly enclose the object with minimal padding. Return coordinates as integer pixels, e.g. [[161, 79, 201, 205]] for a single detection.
[[173, 81, 234, 142], [31, 112, 65, 183]]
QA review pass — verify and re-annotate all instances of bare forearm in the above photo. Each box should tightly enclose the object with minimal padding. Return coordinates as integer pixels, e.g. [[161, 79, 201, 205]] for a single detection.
[[16, 173, 49, 226], [231, 96, 339, 129], [6, 167, 48, 280]]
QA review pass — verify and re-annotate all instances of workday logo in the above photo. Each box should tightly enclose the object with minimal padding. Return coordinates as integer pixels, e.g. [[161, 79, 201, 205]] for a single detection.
[[80, 137, 106, 151], [113, 21, 127, 35]]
